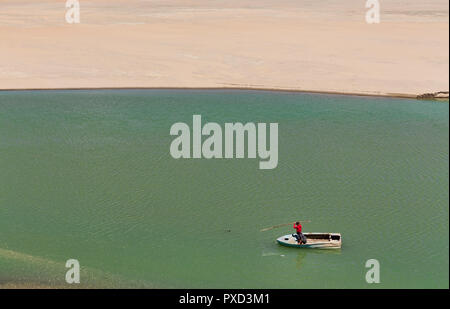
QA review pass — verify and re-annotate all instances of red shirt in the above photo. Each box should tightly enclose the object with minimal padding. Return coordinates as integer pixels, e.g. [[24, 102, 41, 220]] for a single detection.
[[293, 223, 302, 233]]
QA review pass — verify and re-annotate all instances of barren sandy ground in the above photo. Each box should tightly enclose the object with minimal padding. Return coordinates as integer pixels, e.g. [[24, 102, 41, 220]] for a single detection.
[[0, 0, 448, 96]]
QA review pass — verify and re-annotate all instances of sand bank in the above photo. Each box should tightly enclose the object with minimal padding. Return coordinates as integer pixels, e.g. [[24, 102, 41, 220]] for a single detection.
[[0, 247, 150, 288], [0, 0, 448, 96]]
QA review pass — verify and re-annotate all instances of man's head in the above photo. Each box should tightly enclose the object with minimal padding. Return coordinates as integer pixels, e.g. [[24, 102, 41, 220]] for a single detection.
[[296, 221, 300, 225]]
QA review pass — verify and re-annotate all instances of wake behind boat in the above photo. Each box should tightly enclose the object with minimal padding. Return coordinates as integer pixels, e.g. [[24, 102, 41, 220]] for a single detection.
[[277, 233, 342, 249]]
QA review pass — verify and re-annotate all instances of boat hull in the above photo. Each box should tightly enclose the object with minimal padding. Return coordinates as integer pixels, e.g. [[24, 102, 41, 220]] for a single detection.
[[277, 233, 342, 249]]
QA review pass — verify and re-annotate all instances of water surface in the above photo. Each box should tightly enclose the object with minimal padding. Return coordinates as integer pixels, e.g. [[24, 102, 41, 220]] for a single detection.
[[0, 90, 448, 288]]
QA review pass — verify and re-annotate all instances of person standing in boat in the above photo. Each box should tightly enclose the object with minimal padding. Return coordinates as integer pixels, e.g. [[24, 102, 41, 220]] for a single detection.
[[293, 221, 307, 244]]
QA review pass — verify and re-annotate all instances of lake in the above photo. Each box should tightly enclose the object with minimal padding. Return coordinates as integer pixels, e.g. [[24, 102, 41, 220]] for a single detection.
[[0, 89, 448, 288]]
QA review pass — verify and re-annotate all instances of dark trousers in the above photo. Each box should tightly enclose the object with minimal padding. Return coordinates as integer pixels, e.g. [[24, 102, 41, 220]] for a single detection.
[[293, 232, 307, 244]]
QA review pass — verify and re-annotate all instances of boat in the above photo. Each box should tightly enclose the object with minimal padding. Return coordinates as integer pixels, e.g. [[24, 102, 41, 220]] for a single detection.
[[277, 233, 342, 249]]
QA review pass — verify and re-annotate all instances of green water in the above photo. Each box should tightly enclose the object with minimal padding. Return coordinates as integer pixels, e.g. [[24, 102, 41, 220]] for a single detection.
[[0, 90, 448, 288]]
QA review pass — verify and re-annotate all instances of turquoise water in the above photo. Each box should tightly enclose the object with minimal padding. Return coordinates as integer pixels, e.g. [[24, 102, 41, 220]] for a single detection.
[[0, 90, 448, 288]]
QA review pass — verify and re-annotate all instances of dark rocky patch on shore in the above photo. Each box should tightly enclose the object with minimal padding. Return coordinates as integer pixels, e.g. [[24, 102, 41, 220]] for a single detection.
[[417, 91, 449, 100]]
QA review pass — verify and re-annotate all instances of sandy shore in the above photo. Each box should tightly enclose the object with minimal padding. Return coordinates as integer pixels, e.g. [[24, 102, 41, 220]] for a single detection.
[[0, 247, 152, 288], [0, 0, 448, 96]]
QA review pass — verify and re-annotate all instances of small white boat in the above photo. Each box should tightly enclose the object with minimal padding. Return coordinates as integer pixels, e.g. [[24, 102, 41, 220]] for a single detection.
[[277, 233, 342, 249]]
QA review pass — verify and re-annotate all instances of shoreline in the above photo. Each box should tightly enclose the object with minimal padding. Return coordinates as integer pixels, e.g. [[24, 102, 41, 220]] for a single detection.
[[0, 86, 425, 100], [0, 247, 152, 289], [1, 1, 448, 102]]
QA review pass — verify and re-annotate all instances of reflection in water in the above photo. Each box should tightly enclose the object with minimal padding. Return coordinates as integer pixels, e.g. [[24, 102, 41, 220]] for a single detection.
[[295, 249, 342, 270], [295, 251, 307, 269]]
